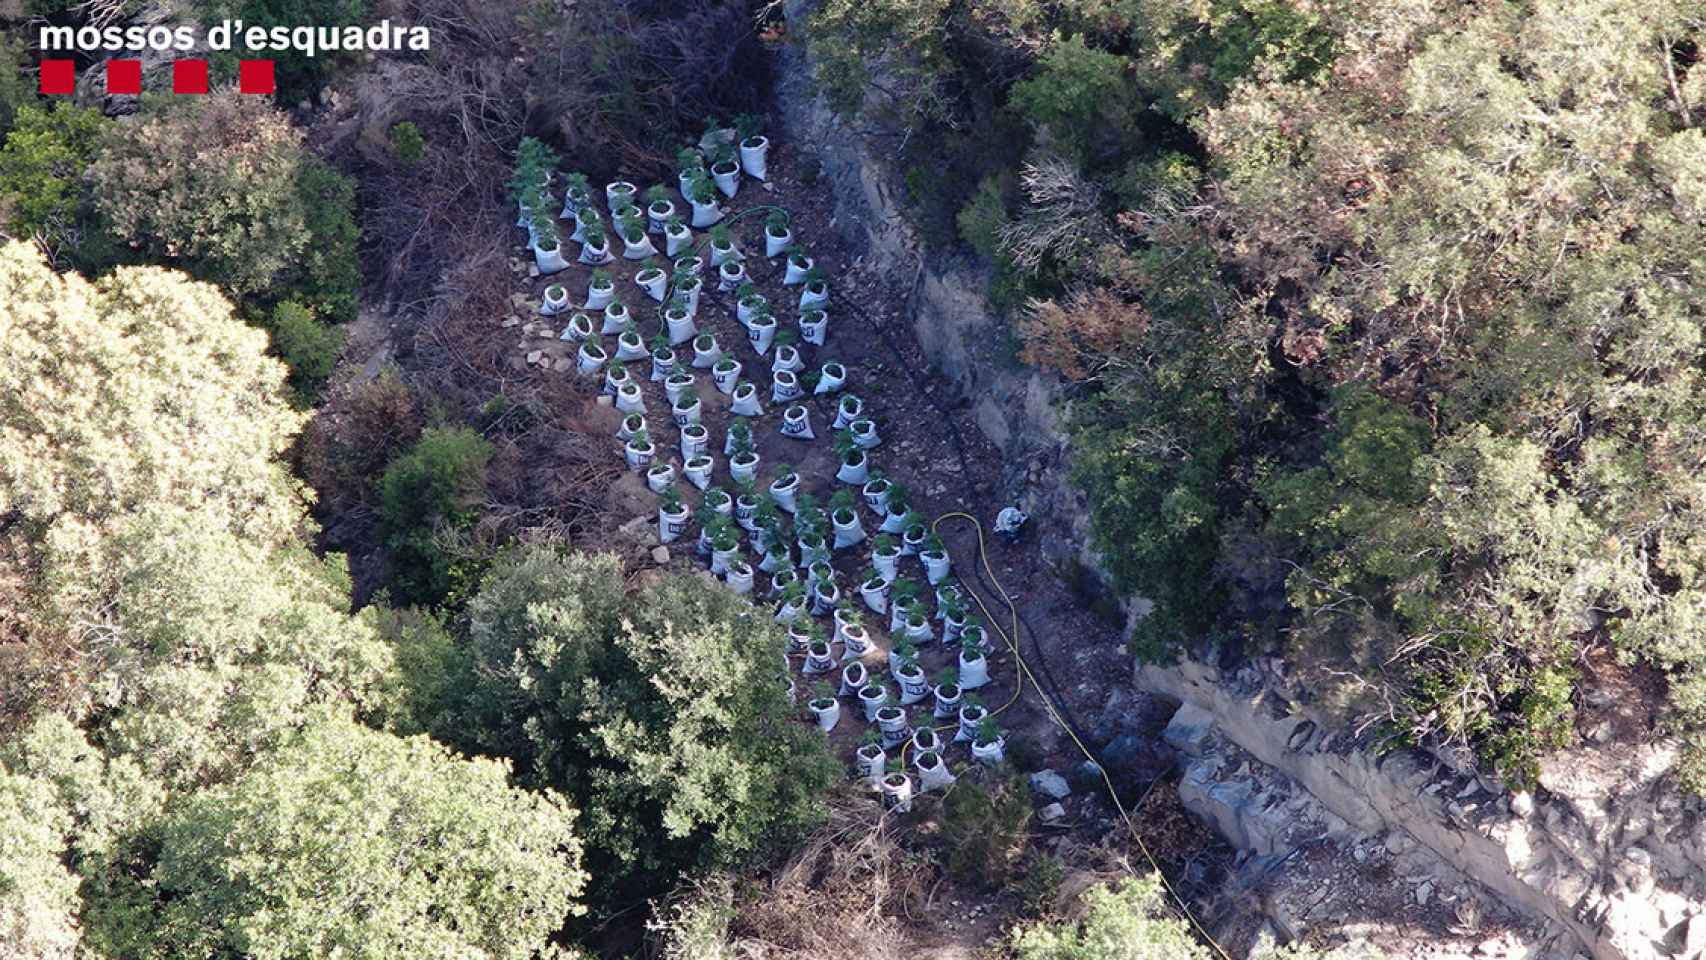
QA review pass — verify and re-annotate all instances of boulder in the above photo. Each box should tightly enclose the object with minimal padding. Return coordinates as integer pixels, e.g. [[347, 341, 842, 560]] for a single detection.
[[1029, 770, 1070, 800]]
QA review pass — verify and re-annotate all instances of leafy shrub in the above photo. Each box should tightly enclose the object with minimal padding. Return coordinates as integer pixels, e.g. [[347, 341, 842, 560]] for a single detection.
[[263, 300, 344, 405], [0, 104, 105, 260], [1007, 35, 1142, 166], [938, 770, 1032, 886], [957, 172, 1011, 259], [389, 120, 425, 165], [377, 426, 495, 607], [298, 366, 423, 517], [456, 547, 839, 908]]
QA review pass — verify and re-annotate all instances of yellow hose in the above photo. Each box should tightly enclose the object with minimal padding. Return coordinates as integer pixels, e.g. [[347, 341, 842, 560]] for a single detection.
[[929, 511, 1235, 960]]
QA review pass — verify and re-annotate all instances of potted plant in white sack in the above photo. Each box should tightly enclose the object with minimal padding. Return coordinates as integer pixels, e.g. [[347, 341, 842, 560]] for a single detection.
[[508, 136, 555, 223], [703, 485, 733, 518], [914, 750, 957, 792], [530, 210, 570, 274], [706, 514, 742, 575], [576, 335, 607, 376], [785, 613, 813, 653], [801, 630, 836, 674], [834, 430, 869, 485], [829, 489, 866, 549], [810, 570, 841, 616], [725, 558, 755, 595], [664, 369, 697, 407], [541, 282, 570, 316], [764, 208, 792, 257], [605, 179, 637, 211], [577, 220, 614, 266], [971, 716, 1007, 765], [711, 352, 742, 395], [708, 224, 740, 268], [920, 532, 951, 584], [706, 134, 741, 198], [771, 368, 803, 404], [877, 486, 912, 534], [674, 268, 704, 316], [723, 418, 752, 455], [615, 321, 648, 362], [814, 360, 847, 395], [857, 563, 890, 613], [661, 390, 696, 427], [663, 214, 693, 256], [570, 204, 601, 244], [871, 533, 901, 582], [799, 266, 830, 311], [799, 307, 829, 346], [888, 578, 920, 633], [956, 697, 988, 743], [768, 464, 801, 513], [940, 594, 968, 644], [615, 380, 646, 415], [903, 602, 936, 646], [649, 334, 676, 382], [683, 453, 715, 491], [876, 706, 910, 750], [806, 681, 840, 732], [745, 304, 778, 355], [663, 294, 697, 345], [733, 480, 761, 532], [619, 213, 657, 260], [674, 424, 707, 462], [894, 654, 929, 706], [585, 269, 615, 311], [644, 184, 675, 233], [932, 668, 962, 719], [677, 146, 706, 202], [839, 614, 873, 660], [645, 460, 674, 493], [635, 261, 669, 302], [850, 416, 883, 449], [657, 482, 690, 544], [559, 311, 595, 344], [616, 412, 646, 442], [901, 516, 929, 556], [691, 332, 721, 369], [734, 280, 766, 323], [858, 680, 889, 721], [730, 379, 765, 416], [687, 169, 722, 227], [833, 393, 864, 430], [736, 113, 769, 180], [887, 636, 919, 676], [855, 730, 885, 784], [623, 426, 655, 471], [717, 257, 746, 292], [560, 171, 592, 218], [783, 248, 813, 285], [729, 438, 760, 485], [862, 473, 892, 516], [780, 403, 815, 441], [771, 330, 805, 374], [958, 626, 991, 689]]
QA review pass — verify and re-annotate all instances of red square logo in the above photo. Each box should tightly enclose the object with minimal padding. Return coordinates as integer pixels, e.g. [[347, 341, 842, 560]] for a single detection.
[[40, 59, 74, 95], [106, 59, 141, 95], [238, 59, 275, 95], [172, 59, 208, 94]]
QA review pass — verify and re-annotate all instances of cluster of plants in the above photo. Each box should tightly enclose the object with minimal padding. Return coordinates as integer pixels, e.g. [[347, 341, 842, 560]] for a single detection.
[[807, 0, 1706, 790]]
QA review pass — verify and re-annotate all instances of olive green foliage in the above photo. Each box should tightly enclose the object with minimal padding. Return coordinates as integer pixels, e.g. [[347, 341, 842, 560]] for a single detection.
[[1127, 0, 1343, 120], [1006, 35, 1142, 166], [263, 300, 344, 405], [377, 426, 495, 608], [88, 92, 360, 322], [938, 771, 1032, 886], [0, 768, 80, 959], [389, 120, 425, 165], [0, 37, 35, 140], [0, 104, 105, 260], [111, 718, 583, 960], [452, 546, 838, 907]]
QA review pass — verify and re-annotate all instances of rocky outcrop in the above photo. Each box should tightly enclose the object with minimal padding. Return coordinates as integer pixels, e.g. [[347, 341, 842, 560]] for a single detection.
[[1146, 656, 1706, 960]]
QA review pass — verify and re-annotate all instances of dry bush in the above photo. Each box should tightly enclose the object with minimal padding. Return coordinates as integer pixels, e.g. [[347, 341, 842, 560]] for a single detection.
[[651, 791, 927, 960], [297, 366, 424, 530], [1017, 286, 1146, 381]]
